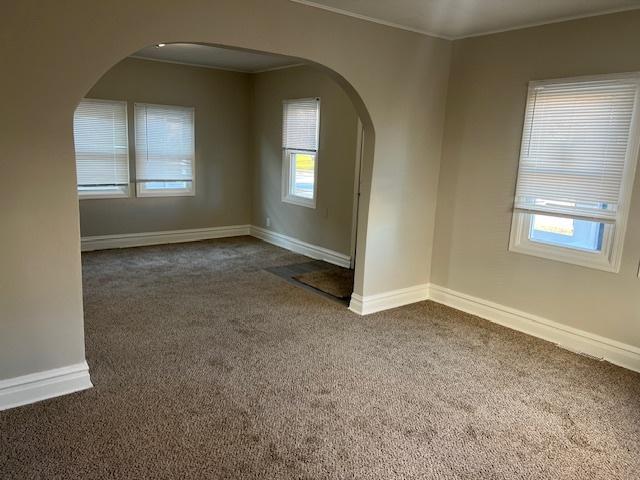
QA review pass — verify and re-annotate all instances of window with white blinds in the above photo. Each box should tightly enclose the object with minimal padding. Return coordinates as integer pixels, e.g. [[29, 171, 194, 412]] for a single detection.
[[283, 98, 320, 152], [73, 99, 129, 198], [282, 98, 320, 208], [510, 73, 640, 272], [135, 103, 195, 197]]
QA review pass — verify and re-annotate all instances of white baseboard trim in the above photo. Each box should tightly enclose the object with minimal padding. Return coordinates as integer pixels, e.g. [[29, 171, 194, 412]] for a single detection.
[[82, 225, 352, 269], [347, 281, 640, 372], [81, 225, 638, 372], [250, 226, 351, 268], [81, 225, 251, 251], [349, 284, 430, 315], [0, 361, 93, 411], [428, 284, 640, 373]]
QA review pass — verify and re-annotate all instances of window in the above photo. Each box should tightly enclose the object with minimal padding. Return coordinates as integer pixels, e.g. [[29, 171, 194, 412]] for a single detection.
[[135, 103, 195, 197], [282, 98, 320, 208], [509, 73, 640, 272], [73, 99, 129, 199]]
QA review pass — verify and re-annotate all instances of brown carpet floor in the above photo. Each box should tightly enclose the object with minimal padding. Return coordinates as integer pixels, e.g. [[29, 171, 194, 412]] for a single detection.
[[1, 236, 639, 479]]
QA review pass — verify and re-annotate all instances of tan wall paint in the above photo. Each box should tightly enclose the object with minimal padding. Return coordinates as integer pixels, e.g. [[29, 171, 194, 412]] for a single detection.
[[80, 58, 252, 236], [251, 66, 358, 256], [0, 0, 451, 379], [432, 11, 640, 348]]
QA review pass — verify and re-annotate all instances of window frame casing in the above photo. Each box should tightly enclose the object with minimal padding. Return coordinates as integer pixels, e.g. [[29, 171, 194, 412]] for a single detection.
[[508, 72, 640, 273], [509, 212, 618, 271], [77, 184, 130, 200], [136, 180, 195, 198], [74, 98, 131, 200], [281, 97, 320, 209], [282, 149, 319, 208], [134, 102, 196, 198]]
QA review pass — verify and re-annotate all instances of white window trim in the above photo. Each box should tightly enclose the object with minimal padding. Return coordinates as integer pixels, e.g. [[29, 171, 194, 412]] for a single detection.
[[281, 97, 320, 209], [134, 102, 196, 198], [508, 72, 640, 273], [78, 186, 130, 200], [509, 213, 619, 272], [136, 181, 195, 198], [76, 98, 131, 200], [281, 149, 319, 209]]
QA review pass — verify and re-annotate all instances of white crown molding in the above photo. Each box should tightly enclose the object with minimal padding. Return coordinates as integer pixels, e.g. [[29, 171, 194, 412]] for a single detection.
[[458, 5, 640, 40], [252, 63, 307, 74], [129, 55, 304, 74], [250, 226, 351, 268], [349, 284, 430, 315], [428, 284, 640, 373], [289, 0, 640, 41], [129, 55, 250, 73], [289, 0, 452, 40], [81, 225, 251, 251], [0, 361, 92, 411]]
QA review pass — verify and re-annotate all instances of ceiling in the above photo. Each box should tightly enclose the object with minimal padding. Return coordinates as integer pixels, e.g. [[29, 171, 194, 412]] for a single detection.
[[291, 0, 640, 39], [132, 43, 302, 73]]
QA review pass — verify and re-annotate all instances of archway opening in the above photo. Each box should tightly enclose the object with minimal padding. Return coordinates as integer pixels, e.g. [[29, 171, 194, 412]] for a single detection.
[[75, 41, 375, 314]]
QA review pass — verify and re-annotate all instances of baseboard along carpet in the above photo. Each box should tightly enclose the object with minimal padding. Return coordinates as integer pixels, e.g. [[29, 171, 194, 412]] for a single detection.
[[1, 236, 639, 479]]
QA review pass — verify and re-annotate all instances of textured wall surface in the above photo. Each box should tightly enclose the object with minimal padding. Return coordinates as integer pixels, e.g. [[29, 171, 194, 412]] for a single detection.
[[80, 58, 252, 236], [251, 65, 358, 256], [0, 0, 451, 379], [432, 11, 640, 347]]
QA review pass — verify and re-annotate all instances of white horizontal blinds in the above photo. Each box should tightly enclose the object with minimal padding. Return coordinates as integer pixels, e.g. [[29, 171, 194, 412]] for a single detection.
[[283, 98, 320, 152], [135, 103, 194, 182], [73, 99, 129, 187], [514, 76, 640, 222]]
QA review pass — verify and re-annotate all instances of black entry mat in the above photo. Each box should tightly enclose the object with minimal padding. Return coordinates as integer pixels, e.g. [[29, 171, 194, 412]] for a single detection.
[[265, 260, 353, 306]]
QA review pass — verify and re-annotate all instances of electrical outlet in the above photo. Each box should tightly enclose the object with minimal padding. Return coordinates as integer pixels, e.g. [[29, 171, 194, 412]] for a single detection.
[[266, 217, 271, 228]]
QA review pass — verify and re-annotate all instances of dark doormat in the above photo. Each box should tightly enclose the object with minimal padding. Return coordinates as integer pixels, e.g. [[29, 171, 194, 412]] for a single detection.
[[293, 266, 354, 300]]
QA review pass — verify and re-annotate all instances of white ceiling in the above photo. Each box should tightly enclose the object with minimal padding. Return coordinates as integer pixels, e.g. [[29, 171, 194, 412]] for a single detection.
[[132, 43, 302, 73], [291, 0, 640, 39]]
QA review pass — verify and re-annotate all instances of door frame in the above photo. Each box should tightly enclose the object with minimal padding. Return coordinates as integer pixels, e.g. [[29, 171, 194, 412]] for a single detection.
[[350, 118, 364, 269]]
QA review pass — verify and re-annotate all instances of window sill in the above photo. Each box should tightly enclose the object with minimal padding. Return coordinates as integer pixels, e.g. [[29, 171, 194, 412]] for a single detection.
[[282, 194, 316, 209], [136, 186, 195, 198], [508, 242, 618, 273], [136, 191, 195, 198], [78, 190, 129, 200], [508, 213, 619, 273]]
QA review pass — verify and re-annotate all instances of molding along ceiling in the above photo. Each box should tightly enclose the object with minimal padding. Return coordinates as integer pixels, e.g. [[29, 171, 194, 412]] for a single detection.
[[290, 0, 640, 39], [132, 43, 303, 73]]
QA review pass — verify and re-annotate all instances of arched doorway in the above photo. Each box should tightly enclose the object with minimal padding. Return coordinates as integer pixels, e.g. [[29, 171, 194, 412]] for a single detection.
[[76, 42, 372, 305], [2, 0, 449, 396], [79, 39, 376, 296]]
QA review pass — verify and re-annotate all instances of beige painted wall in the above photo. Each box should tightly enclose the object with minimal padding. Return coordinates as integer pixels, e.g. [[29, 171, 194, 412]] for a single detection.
[[251, 66, 358, 256], [0, 0, 451, 379], [81, 60, 358, 255], [432, 11, 640, 348], [80, 58, 252, 236], [4, 0, 637, 386]]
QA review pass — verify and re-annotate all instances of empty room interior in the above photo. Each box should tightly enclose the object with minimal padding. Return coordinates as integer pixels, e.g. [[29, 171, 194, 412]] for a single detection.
[[1, 1, 640, 479]]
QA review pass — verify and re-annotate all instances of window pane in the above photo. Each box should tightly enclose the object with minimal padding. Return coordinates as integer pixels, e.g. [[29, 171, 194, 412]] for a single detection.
[[283, 98, 320, 151], [74, 99, 129, 194], [143, 181, 189, 190], [529, 214, 605, 252], [77, 185, 128, 198], [513, 78, 639, 221], [135, 104, 195, 186], [292, 153, 315, 199]]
